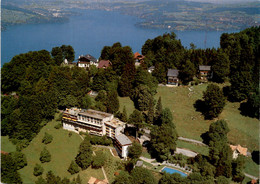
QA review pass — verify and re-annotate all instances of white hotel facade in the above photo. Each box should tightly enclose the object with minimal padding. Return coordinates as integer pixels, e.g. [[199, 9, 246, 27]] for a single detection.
[[62, 108, 132, 158]]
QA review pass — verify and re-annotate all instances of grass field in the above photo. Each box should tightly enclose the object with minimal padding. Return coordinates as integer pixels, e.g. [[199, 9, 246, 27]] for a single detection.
[[18, 115, 104, 184], [118, 83, 259, 151], [176, 140, 209, 156], [1, 136, 16, 153]]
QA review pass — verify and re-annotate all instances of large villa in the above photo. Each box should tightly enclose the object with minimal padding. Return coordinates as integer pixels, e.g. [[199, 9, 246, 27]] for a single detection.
[[62, 107, 132, 158]]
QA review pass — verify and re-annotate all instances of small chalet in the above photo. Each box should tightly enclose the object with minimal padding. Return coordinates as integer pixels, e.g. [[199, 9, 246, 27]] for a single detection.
[[167, 69, 179, 86], [148, 66, 155, 73], [199, 65, 212, 80], [114, 134, 132, 158], [77, 54, 98, 68], [134, 52, 145, 66], [98, 60, 112, 69], [230, 144, 248, 159], [88, 177, 108, 184]]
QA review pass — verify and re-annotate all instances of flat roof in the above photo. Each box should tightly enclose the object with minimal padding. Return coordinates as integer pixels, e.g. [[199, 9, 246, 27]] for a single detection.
[[79, 109, 113, 120], [105, 118, 125, 128], [115, 134, 132, 145]]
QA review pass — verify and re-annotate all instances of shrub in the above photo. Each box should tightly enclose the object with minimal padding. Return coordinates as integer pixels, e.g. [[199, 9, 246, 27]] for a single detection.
[[68, 161, 80, 175], [33, 163, 44, 176], [40, 147, 51, 163], [69, 132, 72, 137], [54, 123, 62, 129], [42, 132, 53, 144]]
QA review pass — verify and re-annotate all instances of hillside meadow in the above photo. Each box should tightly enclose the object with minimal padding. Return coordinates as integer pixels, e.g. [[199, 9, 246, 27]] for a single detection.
[[119, 83, 259, 151], [18, 115, 104, 184]]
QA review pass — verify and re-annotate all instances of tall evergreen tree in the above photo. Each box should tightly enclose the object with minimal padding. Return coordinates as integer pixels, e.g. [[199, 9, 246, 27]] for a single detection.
[[147, 100, 154, 124], [150, 108, 178, 161], [212, 50, 230, 83], [178, 59, 196, 85], [40, 147, 51, 163], [154, 97, 163, 122], [118, 62, 136, 97], [203, 84, 226, 119], [121, 106, 128, 122], [106, 90, 119, 114], [75, 138, 93, 170]]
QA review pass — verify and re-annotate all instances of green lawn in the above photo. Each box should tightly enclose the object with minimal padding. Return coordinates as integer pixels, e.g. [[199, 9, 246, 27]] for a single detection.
[[119, 84, 259, 151], [19, 115, 103, 184], [176, 140, 209, 156], [93, 147, 122, 183], [244, 157, 259, 177], [1, 136, 16, 153]]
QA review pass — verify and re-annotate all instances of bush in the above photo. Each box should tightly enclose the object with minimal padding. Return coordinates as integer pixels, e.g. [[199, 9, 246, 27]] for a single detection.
[[89, 135, 112, 146], [54, 123, 62, 129], [40, 147, 51, 163], [42, 132, 53, 144], [33, 163, 44, 176], [68, 161, 80, 175], [69, 132, 72, 137]]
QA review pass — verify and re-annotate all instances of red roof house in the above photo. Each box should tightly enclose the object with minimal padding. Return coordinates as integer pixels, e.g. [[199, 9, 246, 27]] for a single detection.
[[98, 60, 112, 69]]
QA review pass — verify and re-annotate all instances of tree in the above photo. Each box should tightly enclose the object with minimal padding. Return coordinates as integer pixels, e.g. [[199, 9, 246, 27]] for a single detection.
[[42, 132, 53, 144], [147, 100, 154, 124], [130, 167, 156, 184], [207, 120, 232, 178], [232, 155, 246, 183], [33, 163, 44, 176], [51, 45, 75, 65], [203, 84, 226, 119], [212, 50, 230, 83], [159, 173, 187, 184], [154, 97, 163, 121], [150, 123, 178, 161], [1, 153, 23, 184], [178, 59, 196, 85], [92, 151, 106, 169], [113, 171, 131, 184], [152, 63, 167, 84], [239, 91, 260, 118], [106, 90, 119, 114], [131, 85, 154, 111], [128, 142, 142, 159], [128, 110, 144, 138], [118, 62, 136, 97], [121, 106, 128, 122], [10, 151, 27, 170], [40, 147, 51, 163], [68, 161, 80, 175], [45, 170, 62, 184], [35, 176, 47, 184], [75, 138, 93, 170], [215, 176, 230, 184]]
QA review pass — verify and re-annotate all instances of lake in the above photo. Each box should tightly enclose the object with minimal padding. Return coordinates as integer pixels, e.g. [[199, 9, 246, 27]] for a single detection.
[[1, 9, 239, 66]]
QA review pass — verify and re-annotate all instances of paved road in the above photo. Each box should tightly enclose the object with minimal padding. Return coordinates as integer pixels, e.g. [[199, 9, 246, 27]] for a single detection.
[[176, 148, 197, 157], [245, 173, 259, 180], [178, 136, 207, 146]]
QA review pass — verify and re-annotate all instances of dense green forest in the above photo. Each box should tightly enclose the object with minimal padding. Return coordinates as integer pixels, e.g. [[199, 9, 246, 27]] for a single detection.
[[1, 26, 259, 184]]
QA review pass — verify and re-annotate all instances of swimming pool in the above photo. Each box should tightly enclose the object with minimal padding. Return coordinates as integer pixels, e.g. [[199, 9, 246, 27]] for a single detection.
[[162, 167, 188, 177]]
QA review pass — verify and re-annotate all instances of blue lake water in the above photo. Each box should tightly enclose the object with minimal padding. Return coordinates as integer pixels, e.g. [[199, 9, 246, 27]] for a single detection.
[[1, 9, 239, 66], [162, 167, 188, 177]]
